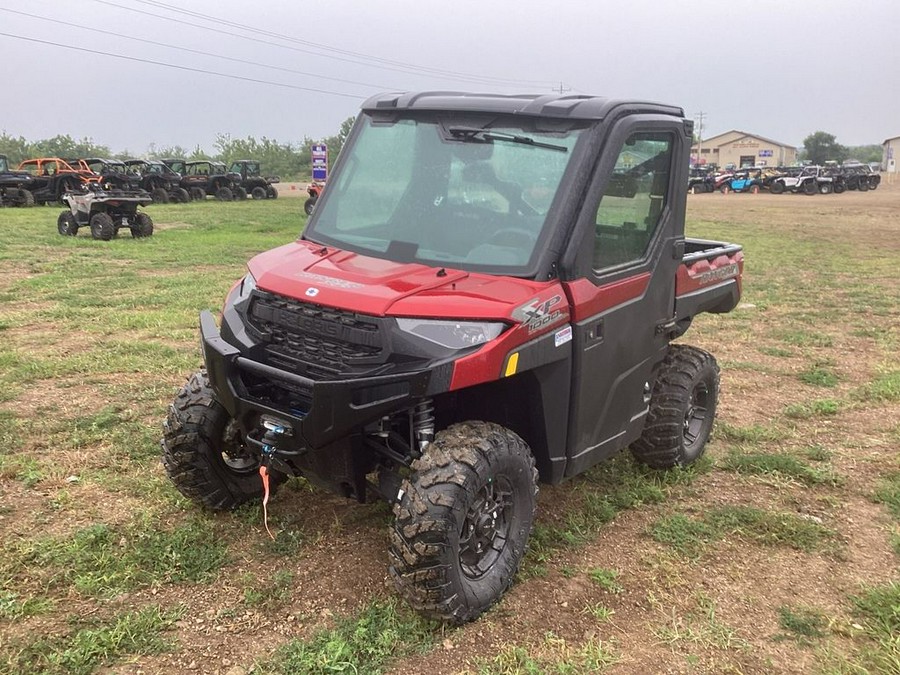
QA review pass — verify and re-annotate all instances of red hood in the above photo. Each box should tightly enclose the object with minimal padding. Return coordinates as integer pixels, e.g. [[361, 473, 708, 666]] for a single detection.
[[247, 240, 560, 321]]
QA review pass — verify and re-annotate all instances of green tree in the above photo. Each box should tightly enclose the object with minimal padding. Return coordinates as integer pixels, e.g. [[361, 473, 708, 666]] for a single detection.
[[845, 144, 882, 163], [801, 131, 847, 165]]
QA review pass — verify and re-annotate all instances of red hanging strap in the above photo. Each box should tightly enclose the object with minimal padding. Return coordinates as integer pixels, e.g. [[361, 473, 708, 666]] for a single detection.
[[259, 465, 275, 540]]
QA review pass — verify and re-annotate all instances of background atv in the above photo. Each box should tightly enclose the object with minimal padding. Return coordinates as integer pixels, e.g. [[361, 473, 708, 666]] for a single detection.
[[304, 180, 325, 214], [687, 167, 715, 194], [77, 158, 142, 192], [768, 166, 818, 194], [58, 187, 154, 240], [123, 159, 191, 203], [229, 160, 279, 200], [0, 154, 36, 207], [16, 157, 99, 205], [720, 169, 762, 193], [165, 160, 242, 201]]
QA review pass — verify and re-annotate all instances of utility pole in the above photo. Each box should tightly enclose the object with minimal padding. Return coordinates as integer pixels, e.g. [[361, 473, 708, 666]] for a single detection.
[[553, 82, 571, 94], [694, 111, 706, 167]]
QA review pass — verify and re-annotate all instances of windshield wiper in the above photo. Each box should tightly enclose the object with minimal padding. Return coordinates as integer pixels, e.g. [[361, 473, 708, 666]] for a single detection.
[[447, 126, 567, 152]]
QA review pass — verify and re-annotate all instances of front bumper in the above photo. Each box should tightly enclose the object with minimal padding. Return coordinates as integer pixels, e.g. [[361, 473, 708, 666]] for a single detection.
[[200, 310, 446, 451]]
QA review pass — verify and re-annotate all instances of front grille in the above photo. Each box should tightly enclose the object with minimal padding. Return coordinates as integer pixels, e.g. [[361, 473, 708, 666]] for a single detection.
[[248, 290, 384, 378]]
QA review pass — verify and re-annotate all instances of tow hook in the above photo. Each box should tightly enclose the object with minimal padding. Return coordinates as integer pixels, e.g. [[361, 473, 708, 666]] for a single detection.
[[260, 418, 293, 474], [258, 418, 293, 540]]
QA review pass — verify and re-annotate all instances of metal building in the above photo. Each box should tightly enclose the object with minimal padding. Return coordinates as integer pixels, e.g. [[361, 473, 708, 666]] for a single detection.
[[691, 131, 797, 169]]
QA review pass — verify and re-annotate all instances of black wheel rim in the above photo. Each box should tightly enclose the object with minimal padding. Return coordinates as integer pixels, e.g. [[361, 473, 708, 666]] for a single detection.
[[220, 420, 258, 474], [683, 382, 710, 450], [459, 476, 513, 579]]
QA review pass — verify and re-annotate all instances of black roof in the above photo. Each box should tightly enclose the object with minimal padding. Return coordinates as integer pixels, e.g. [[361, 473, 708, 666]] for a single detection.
[[360, 91, 683, 121]]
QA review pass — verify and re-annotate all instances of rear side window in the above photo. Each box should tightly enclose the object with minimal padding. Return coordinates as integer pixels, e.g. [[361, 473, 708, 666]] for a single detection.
[[593, 132, 673, 271]]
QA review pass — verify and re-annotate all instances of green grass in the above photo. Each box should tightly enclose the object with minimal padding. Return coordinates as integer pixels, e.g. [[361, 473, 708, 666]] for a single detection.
[[588, 568, 623, 594], [873, 472, 900, 519], [243, 570, 294, 610], [475, 634, 619, 674], [650, 505, 836, 557], [522, 454, 710, 575], [848, 582, 900, 673], [798, 361, 840, 387], [714, 421, 784, 445], [855, 369, 900, 403], [1, 605, 182, 675], [653, 592, 748, 652], [6, 517, 228, 597], [256, 599, 435, 675], [777, 605, 827, 640], [720, 450, 843, 486], [784, 398, 842, 419]]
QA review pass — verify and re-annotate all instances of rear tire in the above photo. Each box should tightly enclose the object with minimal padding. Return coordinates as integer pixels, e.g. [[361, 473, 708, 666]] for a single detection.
[[130, 212, 154, 238], [390, 421, 538, 624], [89, 212, 114, 241], [215, 187, 234, 201], [190, 187, 207, 201], [251, 186, 267, 200], [57, 210, 78, 236], [818, 182, 833, 194], [18, 189, 35, 207], [802, 181, 817, 195], [173, 187, 190, 203], [151, 187, 169, 204], [630, 345, 719, 469], [162, 370, 284, 510], [234, 186, 248, 201]]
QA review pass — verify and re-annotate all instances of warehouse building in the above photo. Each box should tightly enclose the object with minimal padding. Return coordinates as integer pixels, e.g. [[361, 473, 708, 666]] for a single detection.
[[691, 131, 797, 169], [882, 136, 899, 173]]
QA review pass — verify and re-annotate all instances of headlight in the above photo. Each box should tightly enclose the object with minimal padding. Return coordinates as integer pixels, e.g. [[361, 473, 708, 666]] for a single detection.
[[396, 318, 505, 350], [224, 272, 256, 312]]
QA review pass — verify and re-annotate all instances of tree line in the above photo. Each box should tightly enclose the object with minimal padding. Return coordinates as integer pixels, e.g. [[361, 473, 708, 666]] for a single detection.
[[0, 116, 356, 180], [800, 132, 882, 166]]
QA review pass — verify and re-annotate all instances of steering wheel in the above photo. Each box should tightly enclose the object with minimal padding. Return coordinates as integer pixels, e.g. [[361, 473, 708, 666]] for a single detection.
[[487, 228, 536, 248]]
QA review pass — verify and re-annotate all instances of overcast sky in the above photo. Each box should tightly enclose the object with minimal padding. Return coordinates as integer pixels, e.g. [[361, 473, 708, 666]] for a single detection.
[[1, 0, 897, 155]]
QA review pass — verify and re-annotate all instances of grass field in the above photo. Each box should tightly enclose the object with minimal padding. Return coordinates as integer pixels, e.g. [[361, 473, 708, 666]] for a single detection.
[[0, 186, 898, 675]]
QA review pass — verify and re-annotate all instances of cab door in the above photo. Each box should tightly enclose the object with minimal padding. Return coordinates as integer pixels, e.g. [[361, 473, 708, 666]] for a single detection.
[[561, 117, 688, 477]]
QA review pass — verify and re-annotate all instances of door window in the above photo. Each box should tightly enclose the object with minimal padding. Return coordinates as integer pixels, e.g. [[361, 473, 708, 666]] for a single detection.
[[593, 132, 673, 271]]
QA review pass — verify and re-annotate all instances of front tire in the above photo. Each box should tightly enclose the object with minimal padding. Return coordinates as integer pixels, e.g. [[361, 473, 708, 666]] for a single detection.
[[266, 185, 278, 199], [251, 186, 267, 200], [234, 186, 248, 201], [190, 187, 207, 201], [57, 210, 78, 236], [630, 345, 719, 469], [304, 198, 316, 215], [215, 186, 234, 201], [151, 187, 169, 204], [172, 187, 191, 203], [390, 421, 538, 624], [162, 370, 283, 510]]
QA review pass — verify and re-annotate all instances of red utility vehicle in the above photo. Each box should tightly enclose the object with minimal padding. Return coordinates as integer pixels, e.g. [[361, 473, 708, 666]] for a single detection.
[[162, 92, 743, 624]]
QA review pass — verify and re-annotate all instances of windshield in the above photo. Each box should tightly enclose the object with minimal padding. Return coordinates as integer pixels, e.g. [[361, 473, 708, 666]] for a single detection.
[[304, 115, 584, 274], [230, 161, 259, 175]]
